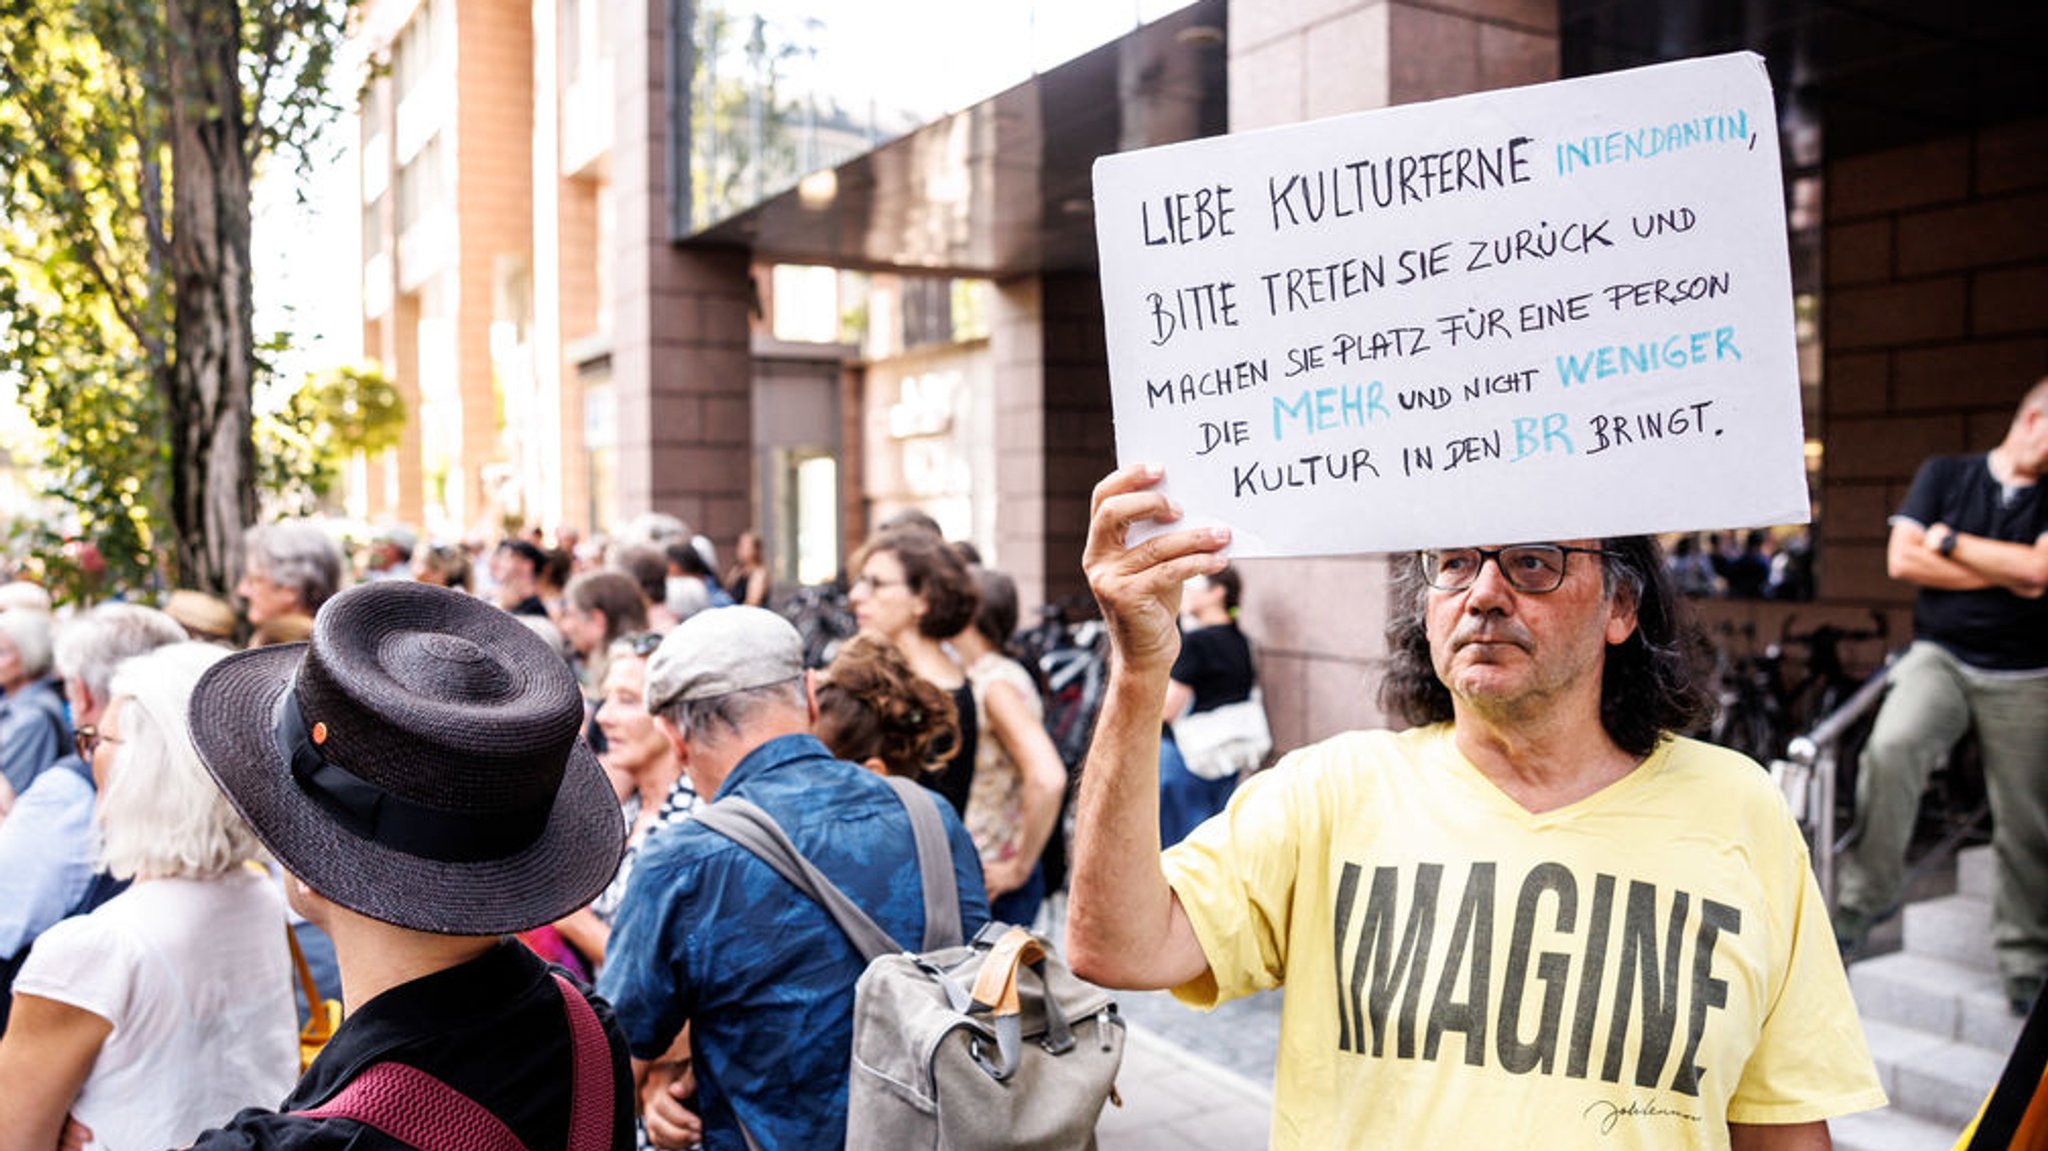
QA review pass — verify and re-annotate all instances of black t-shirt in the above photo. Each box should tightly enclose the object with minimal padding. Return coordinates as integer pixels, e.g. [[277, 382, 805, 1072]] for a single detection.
[[1897, 453, 2048, 671], [1171, 622, 1256, 715], [920, 680, 979, 819], [189, 940, 635, 1150]]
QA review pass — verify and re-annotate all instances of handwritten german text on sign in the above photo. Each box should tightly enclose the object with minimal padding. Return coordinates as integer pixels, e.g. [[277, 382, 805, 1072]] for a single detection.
[[1093, 53, 1809, 556]]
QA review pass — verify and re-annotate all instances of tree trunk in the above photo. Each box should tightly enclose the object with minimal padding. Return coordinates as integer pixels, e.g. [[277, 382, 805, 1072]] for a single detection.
[[164, 0, 257, 595]]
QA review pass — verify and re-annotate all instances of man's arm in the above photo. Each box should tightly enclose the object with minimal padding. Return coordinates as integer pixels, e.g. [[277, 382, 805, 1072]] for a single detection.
[[631, 1027, 701, 1150], [1065, 466, 1227, 992], [1942, 526, 2048, 597], [1728, 1120, 1831, 1150], [1885, 520, 1993, 591]]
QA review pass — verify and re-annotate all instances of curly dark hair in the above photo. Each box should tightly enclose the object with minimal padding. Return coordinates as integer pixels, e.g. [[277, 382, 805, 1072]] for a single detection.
[[1378, 536, 1713, 758], [815, 635, 961, 778], [852, 527, 980, 639]]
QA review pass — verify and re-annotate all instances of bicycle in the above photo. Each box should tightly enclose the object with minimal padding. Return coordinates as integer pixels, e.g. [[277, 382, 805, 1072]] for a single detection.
[[1706, 612, 1889, 765]]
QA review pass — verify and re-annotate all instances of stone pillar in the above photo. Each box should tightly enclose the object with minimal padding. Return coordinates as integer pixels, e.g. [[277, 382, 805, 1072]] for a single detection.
[[1225, 0, 1559, 747], [991, 278, 1049, 608], [612, 0, 754, 545]]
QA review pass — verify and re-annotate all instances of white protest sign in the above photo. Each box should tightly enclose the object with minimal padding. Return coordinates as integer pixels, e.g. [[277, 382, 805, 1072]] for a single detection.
[[1093, 52, 1808, 556]]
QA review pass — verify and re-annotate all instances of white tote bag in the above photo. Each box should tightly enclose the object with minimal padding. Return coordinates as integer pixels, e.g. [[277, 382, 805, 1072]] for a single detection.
[[1171, 689, 1272, 781]]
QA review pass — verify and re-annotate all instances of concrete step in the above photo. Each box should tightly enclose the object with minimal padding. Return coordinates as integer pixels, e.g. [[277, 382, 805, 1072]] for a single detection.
[[1830, 1106, 1964, 1151], [1957, 844, 1993, 902], [1902, 894, 1998, 974], [1850, 951, 2023, 1054], [1861, 1018, 2007, 1131]]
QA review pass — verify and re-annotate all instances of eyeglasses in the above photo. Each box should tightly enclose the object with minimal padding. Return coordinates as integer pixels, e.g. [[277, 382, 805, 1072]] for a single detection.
[[1420, 545, 1619, 594], [73, 725, 119, 760], [851, 575, 907, 593]]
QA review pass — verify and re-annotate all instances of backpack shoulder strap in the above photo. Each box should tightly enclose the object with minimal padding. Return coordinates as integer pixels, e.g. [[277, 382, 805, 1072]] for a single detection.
[[693, 799, 903, 961], [299, 1062, 528, 1151], [881, 775, 961, 950], [552, 972, 615, 1151], [296, 975, 614, 1151]]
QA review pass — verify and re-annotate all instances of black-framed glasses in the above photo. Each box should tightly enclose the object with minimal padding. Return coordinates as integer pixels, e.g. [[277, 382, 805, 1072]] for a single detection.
[[73, 724, 98, 761], [1421, 545, 1618, 594]]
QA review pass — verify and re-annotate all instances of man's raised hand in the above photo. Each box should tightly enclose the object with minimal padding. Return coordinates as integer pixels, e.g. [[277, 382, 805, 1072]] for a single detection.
[[1084, 465, 1231, 675]]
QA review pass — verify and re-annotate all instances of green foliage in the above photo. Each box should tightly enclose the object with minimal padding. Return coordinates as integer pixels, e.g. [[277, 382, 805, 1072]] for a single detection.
[[689, 6, 815, 229], [0, 0, 356, 603], [257, 362, 405, 516]]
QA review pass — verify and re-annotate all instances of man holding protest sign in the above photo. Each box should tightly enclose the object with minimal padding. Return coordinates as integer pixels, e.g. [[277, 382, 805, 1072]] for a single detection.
[[1067, 465, 1885, 1150]]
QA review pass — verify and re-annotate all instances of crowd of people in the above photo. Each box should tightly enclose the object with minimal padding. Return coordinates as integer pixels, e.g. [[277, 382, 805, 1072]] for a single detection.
[[1663, 527, 1815, 601], [0, 504, 1235, 1150], [3, 386, 2039, 1149]]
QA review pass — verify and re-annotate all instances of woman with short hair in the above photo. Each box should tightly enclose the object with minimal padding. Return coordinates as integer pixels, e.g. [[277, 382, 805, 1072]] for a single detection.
[[0, 642, 296, 1151], [847, 527, 981, 817]]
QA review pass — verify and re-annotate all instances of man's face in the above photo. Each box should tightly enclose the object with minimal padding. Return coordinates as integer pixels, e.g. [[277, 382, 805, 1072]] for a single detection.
[[2016, 404, 2048, 476], [1424, 540, 1638, 721]]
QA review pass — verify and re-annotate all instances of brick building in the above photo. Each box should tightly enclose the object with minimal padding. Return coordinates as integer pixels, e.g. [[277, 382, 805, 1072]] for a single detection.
[[349, 0, 2048, 753]]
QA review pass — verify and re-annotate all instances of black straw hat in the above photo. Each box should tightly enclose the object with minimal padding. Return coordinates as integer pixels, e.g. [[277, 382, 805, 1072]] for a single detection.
[[188, 581, 623, 934]]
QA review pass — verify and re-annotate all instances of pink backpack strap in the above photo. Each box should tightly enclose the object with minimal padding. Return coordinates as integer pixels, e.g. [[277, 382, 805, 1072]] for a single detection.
[[300, 1061, 528, 1151], [553, 972, 615, 1151], [298, 974, 614, 1151]]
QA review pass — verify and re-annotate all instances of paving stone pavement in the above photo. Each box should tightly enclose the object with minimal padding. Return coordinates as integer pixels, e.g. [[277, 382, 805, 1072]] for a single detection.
[[1098, 1023, 1275, 1150], [1035, 897, 1280, 1148]]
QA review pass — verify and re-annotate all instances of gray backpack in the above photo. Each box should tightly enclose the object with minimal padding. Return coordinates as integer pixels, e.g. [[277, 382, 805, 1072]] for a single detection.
[[693, 776, 1126, 1151]]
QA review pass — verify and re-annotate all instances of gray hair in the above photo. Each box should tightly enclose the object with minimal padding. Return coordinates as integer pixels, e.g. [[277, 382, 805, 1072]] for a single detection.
[[653, 677, 807, 747], [0, 609, 55, 680], [614, 512, 691, 554], [98, 643, 265, 880], [245, 521, 346, 612], [53, 604, 188, 705]]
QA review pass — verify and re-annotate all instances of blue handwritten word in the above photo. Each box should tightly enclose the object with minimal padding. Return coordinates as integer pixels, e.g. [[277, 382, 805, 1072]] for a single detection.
[[1555, 327, 1741, 387], [1272, 382, 1389, 441], [1555, 110, 1750, 176], [1512, 413, 1574, 460]]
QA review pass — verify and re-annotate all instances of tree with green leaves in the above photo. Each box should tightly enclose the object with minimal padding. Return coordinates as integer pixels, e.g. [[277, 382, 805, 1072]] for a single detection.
[[259, 361, 405, 517], [0, 0, 355, 599]]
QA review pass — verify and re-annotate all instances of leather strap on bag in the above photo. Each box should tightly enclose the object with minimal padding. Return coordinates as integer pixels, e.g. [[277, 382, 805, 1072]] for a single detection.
[[967, 926, 1044, 1018], [963, 925, 1079, 1082], [298, 972, 613, 1151]]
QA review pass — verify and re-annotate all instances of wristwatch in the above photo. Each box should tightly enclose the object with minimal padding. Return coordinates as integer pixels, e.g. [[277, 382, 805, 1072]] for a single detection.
[[1935, 526, 1959, 557]]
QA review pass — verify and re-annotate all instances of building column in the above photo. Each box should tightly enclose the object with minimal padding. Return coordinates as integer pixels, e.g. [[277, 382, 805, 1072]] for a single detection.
[[1226, 0, 1559, 747], [612, 0, 754, 546]]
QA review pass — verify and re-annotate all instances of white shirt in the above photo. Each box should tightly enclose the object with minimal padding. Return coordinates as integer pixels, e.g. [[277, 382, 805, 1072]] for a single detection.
[[15, 868, 298, 1151]]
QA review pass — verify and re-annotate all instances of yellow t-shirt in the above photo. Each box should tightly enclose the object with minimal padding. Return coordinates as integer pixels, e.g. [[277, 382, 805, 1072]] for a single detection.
[[1163, 725, 1886, 1149]]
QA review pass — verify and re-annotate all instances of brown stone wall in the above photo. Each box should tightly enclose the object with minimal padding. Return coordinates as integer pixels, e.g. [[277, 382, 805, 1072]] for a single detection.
[[610, 0, 753, 547], [1040, 272, 1116, 609], [1819, 119, 2048, 619]]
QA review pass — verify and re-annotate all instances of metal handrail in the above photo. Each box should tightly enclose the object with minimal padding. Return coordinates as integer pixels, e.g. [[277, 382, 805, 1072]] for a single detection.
[[1778, 650, 1898, 904]]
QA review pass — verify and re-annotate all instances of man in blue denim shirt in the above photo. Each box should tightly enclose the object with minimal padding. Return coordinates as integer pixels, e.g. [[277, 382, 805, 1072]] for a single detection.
[[600, 607, 988, 1151]]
